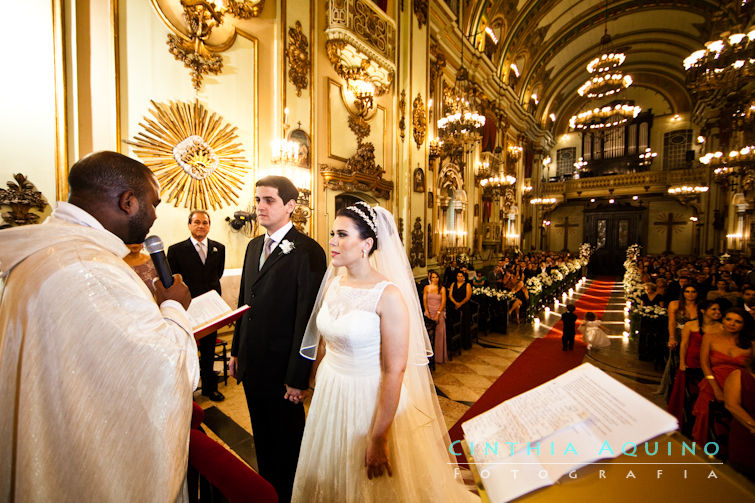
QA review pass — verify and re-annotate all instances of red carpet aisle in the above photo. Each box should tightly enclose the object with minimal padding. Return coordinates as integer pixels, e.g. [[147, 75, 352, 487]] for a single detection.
[[447, 278, 617, 465]]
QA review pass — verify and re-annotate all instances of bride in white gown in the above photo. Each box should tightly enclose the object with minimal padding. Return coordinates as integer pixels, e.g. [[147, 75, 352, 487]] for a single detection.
[[292, 202, 479, 502]]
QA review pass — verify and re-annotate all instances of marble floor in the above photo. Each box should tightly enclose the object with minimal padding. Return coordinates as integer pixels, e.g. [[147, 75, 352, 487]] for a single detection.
[[194, 278, 667, 468]]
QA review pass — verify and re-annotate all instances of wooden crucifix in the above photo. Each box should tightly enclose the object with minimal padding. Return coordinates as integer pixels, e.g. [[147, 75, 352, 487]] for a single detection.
[[555, 217, 579, 251], [654, 212, 686, 253]]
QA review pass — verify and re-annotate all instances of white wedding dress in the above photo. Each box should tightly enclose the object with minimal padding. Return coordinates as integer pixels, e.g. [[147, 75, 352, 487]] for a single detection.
[[291, 276, 479, 502]]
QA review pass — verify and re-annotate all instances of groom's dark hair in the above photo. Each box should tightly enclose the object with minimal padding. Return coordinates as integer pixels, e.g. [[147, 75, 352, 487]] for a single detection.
[[255, 176, 300, 213]]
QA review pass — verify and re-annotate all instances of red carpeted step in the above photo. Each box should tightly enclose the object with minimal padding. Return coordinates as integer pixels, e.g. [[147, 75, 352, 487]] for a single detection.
[[447, 277, 618, 466]]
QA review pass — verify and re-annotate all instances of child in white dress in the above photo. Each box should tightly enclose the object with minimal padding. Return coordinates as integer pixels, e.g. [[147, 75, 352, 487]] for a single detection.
[[580, 311, 611, 350]]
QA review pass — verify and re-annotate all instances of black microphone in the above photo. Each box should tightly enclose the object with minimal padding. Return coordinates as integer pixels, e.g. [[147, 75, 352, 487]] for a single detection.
[[144, 235, 174, 288]]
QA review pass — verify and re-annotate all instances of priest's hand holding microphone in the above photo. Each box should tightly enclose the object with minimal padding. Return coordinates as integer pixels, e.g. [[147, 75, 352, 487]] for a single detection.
[[144, 235, 192, 309]]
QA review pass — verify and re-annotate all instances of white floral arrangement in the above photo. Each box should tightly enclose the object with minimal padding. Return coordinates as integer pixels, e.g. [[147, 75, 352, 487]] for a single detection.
[[280, 239, 295, 254], [526, 276, 543, 295], [566, 261, 579, 273], [623, 250, 644, 309], [473, 287, 515, 301], [626, 243, 642, 261], [539, 271, 553, 286], [551, 269, 564, 281], [637, 304, 668, 318], [558, 264, 570, 276], [579, 242, 592, 261]]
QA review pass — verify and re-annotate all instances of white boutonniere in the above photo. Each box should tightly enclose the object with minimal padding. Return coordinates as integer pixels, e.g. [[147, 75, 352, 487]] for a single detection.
[[280, 239, 295, 254], [211, 246, 218, 253]]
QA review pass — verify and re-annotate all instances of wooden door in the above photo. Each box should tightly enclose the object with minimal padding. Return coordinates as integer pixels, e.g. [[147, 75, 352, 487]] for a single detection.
[[583, 205, 646, 276]]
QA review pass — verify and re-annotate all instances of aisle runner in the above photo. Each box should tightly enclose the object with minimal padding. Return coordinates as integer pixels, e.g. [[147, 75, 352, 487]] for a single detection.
[[447, 278, 617, 465]]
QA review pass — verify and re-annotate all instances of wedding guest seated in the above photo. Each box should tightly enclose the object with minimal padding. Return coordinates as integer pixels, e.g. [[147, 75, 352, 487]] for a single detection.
[[724, 357, 755, 480], [692, 308, 754, 445], [507, 280, 529, 324], [470, 268, 486, 287], [707, 279, 741, 306]]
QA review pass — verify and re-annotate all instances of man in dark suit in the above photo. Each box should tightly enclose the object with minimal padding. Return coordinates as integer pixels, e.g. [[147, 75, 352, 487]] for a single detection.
[[230, 176, 326, 503], [168, 210, 226, 402]]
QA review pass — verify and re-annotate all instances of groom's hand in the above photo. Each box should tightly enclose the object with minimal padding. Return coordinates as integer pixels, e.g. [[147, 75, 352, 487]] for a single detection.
[[229, 357, 238, 379], [284, 385, 306, 404]]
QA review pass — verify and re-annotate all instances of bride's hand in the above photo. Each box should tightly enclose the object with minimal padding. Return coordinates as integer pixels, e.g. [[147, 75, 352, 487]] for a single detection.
[[365, 436, 392, 479]]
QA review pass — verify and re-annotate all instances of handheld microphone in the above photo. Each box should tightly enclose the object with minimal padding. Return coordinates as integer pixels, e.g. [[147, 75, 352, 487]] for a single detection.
[[144, 235, 174, 288]]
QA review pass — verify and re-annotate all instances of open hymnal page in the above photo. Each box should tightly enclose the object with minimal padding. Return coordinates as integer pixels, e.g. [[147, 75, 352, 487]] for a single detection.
[[462, 363, 678, 503], [187, 290, 247, 335]]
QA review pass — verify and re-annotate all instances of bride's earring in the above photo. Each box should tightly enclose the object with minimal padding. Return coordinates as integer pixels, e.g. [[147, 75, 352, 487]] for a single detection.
[[361, 250, 366, 259]]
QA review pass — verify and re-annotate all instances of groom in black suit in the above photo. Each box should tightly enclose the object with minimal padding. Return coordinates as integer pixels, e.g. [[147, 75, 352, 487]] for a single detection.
[[231, 176, 326, 503], [167, 210, 226, 401]]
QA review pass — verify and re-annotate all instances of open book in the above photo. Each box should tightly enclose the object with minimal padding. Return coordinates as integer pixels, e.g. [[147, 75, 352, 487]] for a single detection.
[[461, 363, 678, 503], [186, 290, 250, 339]]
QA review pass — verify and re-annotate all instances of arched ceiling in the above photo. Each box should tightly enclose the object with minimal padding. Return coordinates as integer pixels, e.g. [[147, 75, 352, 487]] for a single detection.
[[463, 0, 724, 134]]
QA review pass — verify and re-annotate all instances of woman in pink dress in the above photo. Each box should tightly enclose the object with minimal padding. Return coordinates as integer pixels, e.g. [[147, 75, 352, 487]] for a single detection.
[[692, 307, 754, 445], [424, 271, 447, 363]]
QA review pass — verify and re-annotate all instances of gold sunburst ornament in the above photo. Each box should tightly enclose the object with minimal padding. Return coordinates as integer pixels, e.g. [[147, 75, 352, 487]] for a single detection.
[[127, 100, 249, 210]]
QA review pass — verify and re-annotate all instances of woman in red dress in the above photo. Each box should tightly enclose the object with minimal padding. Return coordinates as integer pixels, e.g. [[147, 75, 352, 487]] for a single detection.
[[691, 307, 754, 445]]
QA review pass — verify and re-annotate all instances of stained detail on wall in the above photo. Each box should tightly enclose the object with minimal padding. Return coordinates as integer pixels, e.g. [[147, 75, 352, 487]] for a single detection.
[[0, 174, 49, 228], [127, 100, 249, 210], [412, 93, 427, 149], [161, 0, 265, 90], [413, 0, 428, 29], [410, 217, 426, 267], [287, 21, 310, 96], [399, 90, 407, 141]]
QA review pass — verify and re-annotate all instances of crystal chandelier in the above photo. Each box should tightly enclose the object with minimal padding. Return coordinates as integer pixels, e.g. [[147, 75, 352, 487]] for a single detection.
[[437, 39, 485, 149], [577, 73, 632, 99], [569, 103, 641, 130], [684, 30, 755, 95]]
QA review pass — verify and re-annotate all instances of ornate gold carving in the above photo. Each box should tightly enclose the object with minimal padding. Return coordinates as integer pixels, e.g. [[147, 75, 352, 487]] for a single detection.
[[126, 100, 250, 210], [287, 21, 310, 97], [398, 217, 404, 242], [319, 144, 394, 200], [399, 89, 407, 141], [325, 0, 396, 94], [413, 0, 428, 29], [410, 217, 426, 267], [292, 204, 311, 234], [0, 174, 49, 228], [412, 93, 427, 149], [348, 114, 371, 144], [224, 0, 265, 18], [161, 0, 265, 90]]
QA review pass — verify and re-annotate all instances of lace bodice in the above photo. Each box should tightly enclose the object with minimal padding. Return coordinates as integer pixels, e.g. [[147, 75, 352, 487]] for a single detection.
[[316, 276, 391, 376]]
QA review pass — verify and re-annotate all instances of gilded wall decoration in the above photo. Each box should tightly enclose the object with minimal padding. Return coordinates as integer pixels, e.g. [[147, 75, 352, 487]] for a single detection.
[[126, 100, 249, 210], [325, 0, 396, 95], [413, 0, 428, 29], [413, 167, 425, 192], [399, 89, 407, 141], [427, 223, 434, 258], [160, 0, 265, 90], [410, 217, 426, 268], [320, 140, 392, 199], [0, 174, 49, 228], [399, 217, 404, 242], [287, 21, 310, 96], [428, 191, 433, 208], [412, 93, 427, 149], [429, 44, 446, 83], [292, 205, 311, 234]]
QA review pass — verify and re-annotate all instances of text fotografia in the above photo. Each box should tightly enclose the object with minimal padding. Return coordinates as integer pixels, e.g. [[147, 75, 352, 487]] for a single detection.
[[450, 439, 722, 459]]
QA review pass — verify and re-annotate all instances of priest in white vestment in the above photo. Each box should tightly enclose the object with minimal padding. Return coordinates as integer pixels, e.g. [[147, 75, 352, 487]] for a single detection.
[[0, 152, 200, 502]]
